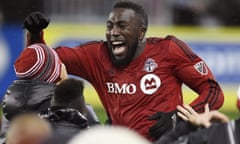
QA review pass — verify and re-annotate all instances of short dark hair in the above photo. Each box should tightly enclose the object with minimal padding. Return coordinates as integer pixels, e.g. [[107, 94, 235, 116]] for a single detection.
[[54, 78, 84, 106], [113, 1, 148, 28]]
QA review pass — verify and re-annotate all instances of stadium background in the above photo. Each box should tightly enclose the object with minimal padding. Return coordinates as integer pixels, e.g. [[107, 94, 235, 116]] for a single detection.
[[1, 0, 240, 123]]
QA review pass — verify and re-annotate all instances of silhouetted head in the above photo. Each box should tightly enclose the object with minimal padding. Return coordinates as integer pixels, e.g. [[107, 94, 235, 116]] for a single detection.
[[51, 78, 87, 115]]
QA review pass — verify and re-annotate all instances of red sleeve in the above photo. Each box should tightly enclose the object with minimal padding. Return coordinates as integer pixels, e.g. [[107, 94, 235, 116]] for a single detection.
[[167, 36, 224, 112], [54, 42, 100, 82], [26, 31, 103, 84]]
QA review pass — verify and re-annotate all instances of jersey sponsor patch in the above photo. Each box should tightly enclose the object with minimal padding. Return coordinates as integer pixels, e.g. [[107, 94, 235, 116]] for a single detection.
[[143, 58, 158, 73], [194, 61, 208, 75], [140, 74, 161, 95]]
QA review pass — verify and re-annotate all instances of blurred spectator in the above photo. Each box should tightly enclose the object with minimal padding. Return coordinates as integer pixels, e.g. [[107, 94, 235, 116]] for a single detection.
[[207, 0, 240, 26], [68, 125, 151, 144], [41, 78, 92, 144], [0, 43, 65, 141], [0, 0, 43, 23], [1, 43, 65, 121], [154, 104, 240, 144], [170, 0, 205, 25], [237, 85, 240, 111], [0, 43, 99, 141], [5, 113, 52, 144]]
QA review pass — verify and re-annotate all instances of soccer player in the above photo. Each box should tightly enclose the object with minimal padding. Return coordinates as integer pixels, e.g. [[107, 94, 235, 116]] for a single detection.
[[22, 1, 224, 141]]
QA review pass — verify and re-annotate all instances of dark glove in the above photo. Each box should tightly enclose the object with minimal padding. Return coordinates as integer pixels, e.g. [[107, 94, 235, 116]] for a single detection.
[[104, 117, 112, 125], [23, 11, 50, 33], [148, 110, 178, 139]]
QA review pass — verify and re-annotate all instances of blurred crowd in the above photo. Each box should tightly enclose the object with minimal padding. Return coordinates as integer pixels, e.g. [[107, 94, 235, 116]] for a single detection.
[[0, 0, 240, 26]]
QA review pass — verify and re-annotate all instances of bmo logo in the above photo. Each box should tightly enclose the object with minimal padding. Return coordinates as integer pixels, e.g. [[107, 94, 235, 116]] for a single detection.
[[106, 82, 136, 94], [140, 74, 161, 95], [106, 74, 161, 95]]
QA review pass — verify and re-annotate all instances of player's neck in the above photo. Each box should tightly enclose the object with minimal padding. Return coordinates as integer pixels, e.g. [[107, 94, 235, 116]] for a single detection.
[[133, 39, 146, 60]]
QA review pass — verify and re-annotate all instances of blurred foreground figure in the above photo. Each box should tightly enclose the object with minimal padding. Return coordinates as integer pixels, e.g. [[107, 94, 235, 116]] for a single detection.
[[155, 104, 240, 144], [6, 113, 51, 144], [68, 125, 151, 144], [41, 78, 90, 144]]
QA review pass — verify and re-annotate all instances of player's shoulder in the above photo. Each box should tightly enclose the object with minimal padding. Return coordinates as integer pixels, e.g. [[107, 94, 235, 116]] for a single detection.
[[164, 35, 198, 61], [146, 37, 165, 44], [164, 35, 188, 46], [146, 35, 181, 44], [78, 40, 105, 48]]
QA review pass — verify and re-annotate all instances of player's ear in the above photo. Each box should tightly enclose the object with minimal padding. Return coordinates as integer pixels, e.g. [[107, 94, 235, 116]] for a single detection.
[[139, 27, 146, 41]]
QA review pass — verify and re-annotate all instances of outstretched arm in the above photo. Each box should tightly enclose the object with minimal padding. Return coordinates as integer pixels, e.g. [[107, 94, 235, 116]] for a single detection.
[[23, 12, 49, 46], [22, 12, 100, 82]]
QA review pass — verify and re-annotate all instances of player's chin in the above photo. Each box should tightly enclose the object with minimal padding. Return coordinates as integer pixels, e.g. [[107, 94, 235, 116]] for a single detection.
[[112, 55, 132, 67], [113, 54, 126, 61]]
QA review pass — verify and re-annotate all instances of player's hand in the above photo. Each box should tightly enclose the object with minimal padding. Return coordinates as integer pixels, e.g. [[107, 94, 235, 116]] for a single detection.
[[23, 11, 50, 33], [148, 110, 178, 139]]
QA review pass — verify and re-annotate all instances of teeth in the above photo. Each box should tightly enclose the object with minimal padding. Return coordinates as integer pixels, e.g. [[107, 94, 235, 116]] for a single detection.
[[112, 41, 123, 45]]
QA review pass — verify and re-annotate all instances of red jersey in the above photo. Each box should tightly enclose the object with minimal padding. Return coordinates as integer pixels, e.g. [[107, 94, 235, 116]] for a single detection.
[[55, 36, 224, 139]]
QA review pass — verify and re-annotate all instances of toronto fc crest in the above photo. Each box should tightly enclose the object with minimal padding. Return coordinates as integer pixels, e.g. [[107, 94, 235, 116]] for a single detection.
[[143, 58, 158, 73]]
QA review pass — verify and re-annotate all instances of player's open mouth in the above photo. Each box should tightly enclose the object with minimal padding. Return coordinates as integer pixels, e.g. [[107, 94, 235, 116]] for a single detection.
[[111, 41, 127, 56]]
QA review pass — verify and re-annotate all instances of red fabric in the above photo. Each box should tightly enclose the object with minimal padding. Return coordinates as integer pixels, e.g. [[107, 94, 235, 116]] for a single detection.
[[14, 48, 37, 73], [55, 36, 224, 140], [237, 86, 240, 111]]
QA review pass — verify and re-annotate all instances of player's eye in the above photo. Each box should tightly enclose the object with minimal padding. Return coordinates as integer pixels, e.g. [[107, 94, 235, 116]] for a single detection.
[[106, 22, 113, 30], [118, 22, 128, 29]]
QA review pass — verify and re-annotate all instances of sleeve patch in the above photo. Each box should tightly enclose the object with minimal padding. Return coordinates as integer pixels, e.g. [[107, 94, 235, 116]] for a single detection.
[[194, 61, 208, 75]]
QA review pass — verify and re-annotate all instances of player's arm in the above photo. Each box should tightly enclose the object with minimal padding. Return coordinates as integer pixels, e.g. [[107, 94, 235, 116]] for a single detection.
[[147, 36, 224, 139], [168, 36, 224, 112]]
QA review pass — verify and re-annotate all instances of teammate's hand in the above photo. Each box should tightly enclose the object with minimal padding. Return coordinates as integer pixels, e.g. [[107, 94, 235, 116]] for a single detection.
[[148, 110, 178, 139], [23, 11, 50, 33], [177, 104, 229, 128]]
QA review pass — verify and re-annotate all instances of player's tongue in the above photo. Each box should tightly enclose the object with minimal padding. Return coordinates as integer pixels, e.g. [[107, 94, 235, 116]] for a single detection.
[[112, 41, 126, 56], [113, 45, 126, 55]]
